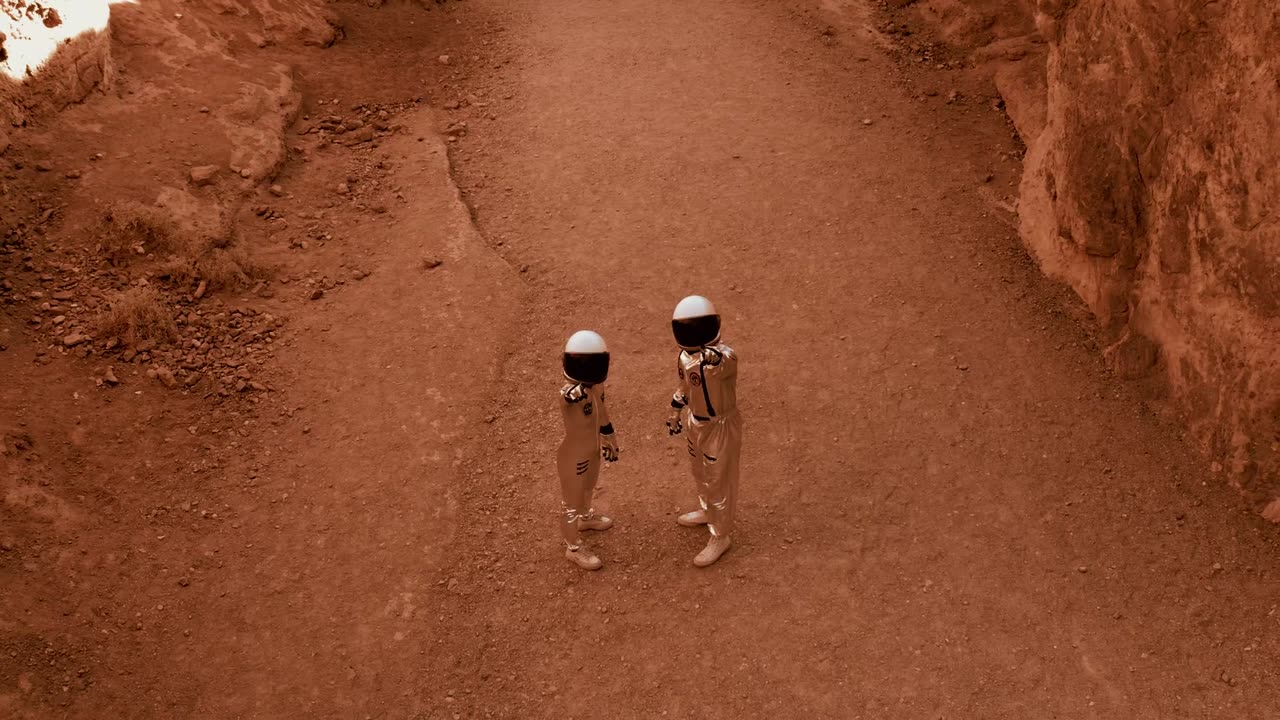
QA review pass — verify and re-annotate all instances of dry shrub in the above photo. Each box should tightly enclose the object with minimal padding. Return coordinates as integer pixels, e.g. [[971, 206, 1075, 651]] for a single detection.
[[99, 202, 179, 264], [154, 237, 270, 290], [99, 202, 271, 291], [94, 286, 177, 347]]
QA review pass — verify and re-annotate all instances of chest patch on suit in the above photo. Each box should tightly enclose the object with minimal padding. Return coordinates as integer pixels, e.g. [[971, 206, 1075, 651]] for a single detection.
[[689, 372, 702, 387], [583, 402, 594, 416]]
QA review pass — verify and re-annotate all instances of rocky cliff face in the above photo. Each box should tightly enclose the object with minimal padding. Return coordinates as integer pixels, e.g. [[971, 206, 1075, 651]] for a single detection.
[[903, 0, 1280, 507], [1, 1, 116, 130], [1021, 0, 1279, 504]]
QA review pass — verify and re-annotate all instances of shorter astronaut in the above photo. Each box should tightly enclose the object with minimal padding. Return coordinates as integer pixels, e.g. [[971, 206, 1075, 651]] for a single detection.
[[557, 330, 621, 571], [666, 296, 742, 567]]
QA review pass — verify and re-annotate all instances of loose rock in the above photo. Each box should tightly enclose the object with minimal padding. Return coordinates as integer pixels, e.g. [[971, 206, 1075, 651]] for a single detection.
[[155, 366, 178, 389], [190, 165, 220, 187]]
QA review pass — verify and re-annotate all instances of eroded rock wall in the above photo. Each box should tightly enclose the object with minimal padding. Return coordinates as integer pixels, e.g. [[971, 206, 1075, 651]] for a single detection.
[[887, 0, 1280, 504], [1018, 1, 1280, 502], [0, 0, 116, 129]]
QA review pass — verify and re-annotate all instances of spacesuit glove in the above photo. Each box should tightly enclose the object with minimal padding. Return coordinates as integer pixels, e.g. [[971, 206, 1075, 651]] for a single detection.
[[600, 430, 620, 462], [701, 346, 722, 366], [666, 410, 683, 436], [562, 384, 586, 403]]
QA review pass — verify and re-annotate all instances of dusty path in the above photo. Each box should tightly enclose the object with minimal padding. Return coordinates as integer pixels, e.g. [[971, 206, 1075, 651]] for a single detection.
[[9, 1, 1278, 719], [416, 0, 1280, 717]]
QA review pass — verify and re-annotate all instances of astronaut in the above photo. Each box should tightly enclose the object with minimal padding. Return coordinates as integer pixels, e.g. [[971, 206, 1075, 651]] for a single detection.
[[666, 296, 742, 567], [557, 330, 621, 571]]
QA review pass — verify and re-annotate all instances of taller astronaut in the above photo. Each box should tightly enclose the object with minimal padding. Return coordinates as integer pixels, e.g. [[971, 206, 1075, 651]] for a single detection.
[[666, 296, 742, 567], [557, 330, 620, 571]]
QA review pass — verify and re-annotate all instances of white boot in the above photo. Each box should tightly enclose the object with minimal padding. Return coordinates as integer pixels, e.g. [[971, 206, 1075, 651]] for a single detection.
[[677, 509, 708, 527], [565, 545, 603, 571], [693, 535, 732, 567], [578, 514, 614, 531]]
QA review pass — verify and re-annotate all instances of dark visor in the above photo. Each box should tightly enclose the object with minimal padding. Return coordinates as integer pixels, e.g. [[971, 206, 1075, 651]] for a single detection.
[[672, 315, 720, 349], [563, 352, 609, 385]]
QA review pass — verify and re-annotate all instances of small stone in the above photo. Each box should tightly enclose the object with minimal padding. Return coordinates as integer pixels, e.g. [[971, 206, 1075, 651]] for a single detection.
[[52, 290, 74, 301], [178, 577, 190, 587], [240, 168, 252, 179], [65, 169, 82, 179], [337, 182, 350, 195], [443, 100, 461, 111], [1077, 566, 1088, 574], [62, 333, 88, 347], [200, 107, 210, 114], [352, 269, 368, 281], [269, 184, 285, 197], [349, 126, 375, 144], [422, 257, 443, 270], [465, 93, 479, 106], [438, 54, 451, 65], [35, 161, 53, 172], [983, 173, 994, 183], [310, 289, 325, 301], [103, 367, 119, 385], [190, 165, 219, 187], [249, 381, 268, 392], [155, 366, 178, 388], [861, 118, 873, 126], [194, 280, 208, 300]]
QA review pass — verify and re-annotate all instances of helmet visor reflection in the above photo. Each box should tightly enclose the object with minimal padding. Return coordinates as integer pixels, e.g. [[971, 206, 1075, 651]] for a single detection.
[[563, 352, 610, 385], [672, 315, 720, 349]]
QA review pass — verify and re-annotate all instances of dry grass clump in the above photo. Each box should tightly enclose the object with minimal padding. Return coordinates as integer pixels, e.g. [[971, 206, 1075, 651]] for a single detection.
[[99, 202, 180, 264], [154, 238, 270, 290], [98, 202, 271, 291], [94, 286, 178, 347]]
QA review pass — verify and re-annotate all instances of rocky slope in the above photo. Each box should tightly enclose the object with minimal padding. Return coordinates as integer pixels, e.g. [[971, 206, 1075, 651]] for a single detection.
[[892, 0, 1280, 509]]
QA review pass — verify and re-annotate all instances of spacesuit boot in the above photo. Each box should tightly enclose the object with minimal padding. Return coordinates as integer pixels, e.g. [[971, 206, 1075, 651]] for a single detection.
[[693, 534, 733, 567], [565, 545, 603, 570], [578, 513, 614, 531], [677, 509, 708, 527]]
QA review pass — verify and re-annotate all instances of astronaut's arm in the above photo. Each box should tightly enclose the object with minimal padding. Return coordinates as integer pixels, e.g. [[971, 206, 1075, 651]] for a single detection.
[[701, 345, 737, 378], [598, 389, 619, 462], [667, 362, 690, 435]]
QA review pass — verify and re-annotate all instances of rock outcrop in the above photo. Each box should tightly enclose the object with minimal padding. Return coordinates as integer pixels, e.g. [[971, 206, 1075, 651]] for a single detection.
[[0, 0, 116, 127], [907, 0, 1280, 505]]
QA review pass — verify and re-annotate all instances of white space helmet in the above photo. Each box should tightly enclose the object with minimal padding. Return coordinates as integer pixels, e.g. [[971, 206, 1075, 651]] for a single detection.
[[563, 330, 610, 384], [672, 295, 720, 350]]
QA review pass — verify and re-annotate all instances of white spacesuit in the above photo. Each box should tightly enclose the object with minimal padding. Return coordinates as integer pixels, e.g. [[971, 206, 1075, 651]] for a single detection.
[[557, 330, 620, 571], [666, 296, 742, 567]]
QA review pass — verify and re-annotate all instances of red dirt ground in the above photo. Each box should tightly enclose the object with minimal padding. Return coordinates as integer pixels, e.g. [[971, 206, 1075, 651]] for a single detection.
[[3, 1, 1279, 719]]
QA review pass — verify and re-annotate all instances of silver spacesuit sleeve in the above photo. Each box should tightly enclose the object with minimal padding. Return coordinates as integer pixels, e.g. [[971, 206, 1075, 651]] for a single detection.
[[672, 354, 691, 408]]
